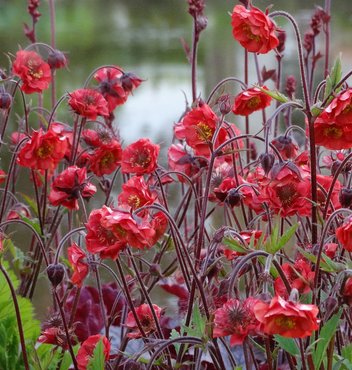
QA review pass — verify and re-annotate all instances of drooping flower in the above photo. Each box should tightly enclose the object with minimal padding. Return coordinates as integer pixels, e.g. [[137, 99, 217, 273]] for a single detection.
[[48, 166, 96, 210], [12, 50, 51, 93], [76, 334, 110, 370], [253, 296, 320, 338], [47, 49, 68, 70], [85, 206, 126, 260], [213, 298, 260, 345], [118, 176, 157, 212], [87, 139, 122, 177], [314, 89, 352, 150], [270, 135, 299, 160], [336, 216, 352, 252], [231, 5, 279, 54], [232, 86, 272, 116], [68, 88, 109, 120], [126, 304, 162, 338], [68, 243, 89, 287], [17, 128, 67, 171], [121, 138, 159, 175]]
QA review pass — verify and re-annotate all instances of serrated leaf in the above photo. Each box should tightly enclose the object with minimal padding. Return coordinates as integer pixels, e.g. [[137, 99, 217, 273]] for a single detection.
[[88, 340, 105, 370], [312, 310, 342, 369], [323, 55, 342, 101], [274, 335, 299, 356]]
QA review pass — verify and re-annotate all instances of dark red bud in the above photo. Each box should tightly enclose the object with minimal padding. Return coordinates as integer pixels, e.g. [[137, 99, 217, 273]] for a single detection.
[[149, 264, 162, 277], [250, 142, 257, 160], [259, 153, 275, 174], [47, 50, 68, 69], [47, 263, 65, 287], [196, 15, 208, 34], [339, 188, 352, 208], [226, 188, 242, 207], [218, 94, 232, 115], [0, 92, 12, 110]]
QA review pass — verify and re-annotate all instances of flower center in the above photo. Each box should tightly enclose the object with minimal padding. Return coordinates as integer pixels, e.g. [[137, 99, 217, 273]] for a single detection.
[[242, 24, 261, 42], [131, 150, 151, 168], [323, 126, 343, 139], [275, 316, 296, 329], [128, 195, 141, 209], [276, 183, 297, 207], [28, 59, 43, 79], [36, 143, 53, 158], [247, 96, 261, 109], [196, 122, 213, 141], [100, 152, 115, 168]]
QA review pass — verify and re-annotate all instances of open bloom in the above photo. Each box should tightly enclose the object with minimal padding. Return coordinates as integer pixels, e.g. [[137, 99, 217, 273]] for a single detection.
[[12, 50, 51, 93], [231, 5, 279, 54], [49, 166, 96, 210], [232, 86, 272, 116], [253, 296, 320, 338], [336, 216, 352, 252], [68, 244, 89, 287], [17, 128, 67, 171], [121, 138, 159, 175], [68, 88, 109, 120], [213, 298, 260, 345], [76, 334, 110, 370], [126, 304, 162, 338]]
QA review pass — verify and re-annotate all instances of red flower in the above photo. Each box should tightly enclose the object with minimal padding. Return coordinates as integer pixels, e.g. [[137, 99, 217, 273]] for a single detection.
[[342, 277, 352, 305], [175, 103, 227, 156], [121, 138, 159, 175], [314, 89, 352, 150], [68, 88, 109, 120], [336, 217, 352, 252], [118, 176, 157, 211], [271, 135, 299, 160], [101, 209, 156, 249], [68, 243, 89, 287], [274, 259, 315, 298], [0, 169, 6, 185], [253, 296, 320, 338], [126, 304, 162, 338], [231, 5, 279, 54], [17, 128, 67, 170], [38, 327, 70, 349], [48, 166, 96, 210], [213, 298, 260, 345], [87, 139, 122, 176], [232, 86, 272, 116], [76, 334, 110, 370], [85, 206, 126, 260], [12, 50, 51, 93]]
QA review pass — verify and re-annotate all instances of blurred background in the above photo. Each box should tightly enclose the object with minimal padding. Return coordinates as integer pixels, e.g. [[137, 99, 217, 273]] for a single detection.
[[1, 0, 352, 146]]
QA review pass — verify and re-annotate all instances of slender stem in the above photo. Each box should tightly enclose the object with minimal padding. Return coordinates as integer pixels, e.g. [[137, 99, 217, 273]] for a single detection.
[[191, 20, 198, 102], [0, 262, 30, 370]]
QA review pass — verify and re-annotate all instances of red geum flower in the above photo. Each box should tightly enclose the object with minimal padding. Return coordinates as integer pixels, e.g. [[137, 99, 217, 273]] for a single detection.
[[47, 49, 68, 70], [94, 67, 127, 111], [213, 298, 261, 345], [342, 277, 352, 306], [126, 303, 162, 339], [120, 72, 144, 93], [49, 166, 96, 210], [175, 103, 227, 156], [17, 128, 67, 171], [0, 169, 6, 185], [6, 203, 31, 220], [274, 259, 315, 299], [68, 88, 109, 120], [50, 122, 75, 160], [101, 209, 156, 249], [336, 216, 352, 252], [324, 243, 338, 259], [68, 243, 89, 287], [85, 206, 126, 260], [118, 176, 157, 212], [76, 334, 110, 370], [12, 50, 51, 94], [231, 5, 279, 54], [253, 296, 320, 338], [38, 327, 72, 349], [121, 138, 159, 175], [232, 86, 272, 116], [87, 139, 122, 177], [270, 135, 299, 160]]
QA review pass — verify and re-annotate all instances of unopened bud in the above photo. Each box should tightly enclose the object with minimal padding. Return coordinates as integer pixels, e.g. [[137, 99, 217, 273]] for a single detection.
[[259, 152, 275, 174], [0, 92, 12, 110], [218, 94, 232, 115], [226, 188, 242, 207], [47, 263, 65, 287], [339, 188, 352, 208], [48, 50, 68, 70]]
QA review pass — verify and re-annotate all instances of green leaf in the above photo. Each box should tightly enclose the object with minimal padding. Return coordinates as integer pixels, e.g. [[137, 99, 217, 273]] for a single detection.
[[88, 340, 105, 370], [264, 223, 298, 254], [19, 216, 43, 237], [274, 335, 299, 356], [341, 343, 352, 363], [223, 237, 249, 254], [258, 87, 289, 103], [312, 310, 342, 369], [323, 55, 342, 101]]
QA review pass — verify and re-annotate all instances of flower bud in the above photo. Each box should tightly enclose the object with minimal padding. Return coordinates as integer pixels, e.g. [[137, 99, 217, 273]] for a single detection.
[[218, 94, 232, 115], [285, 75, 296, 99], [47, 263, 65, 287], [0, 92, 12, 110], [47, 50, 68, 69], [149, 263, 162, 277], [271, 135, 299, 160], [339, 188, 352, 208], [259, 152, 275, 174], [250, 142, 257, 160], [226, 188, 242, 207], [120, 72, 143, 93], [276, 30, 286, 54]]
